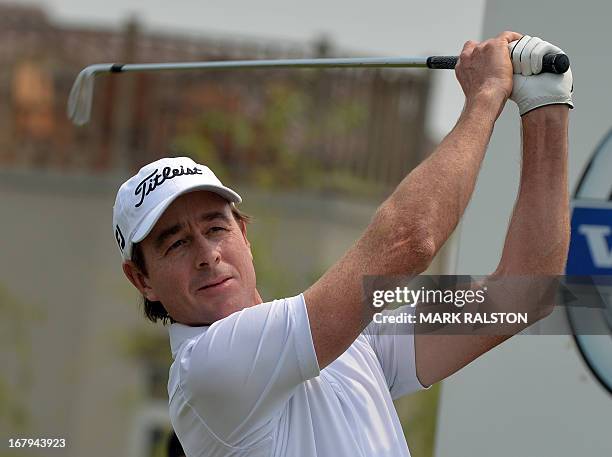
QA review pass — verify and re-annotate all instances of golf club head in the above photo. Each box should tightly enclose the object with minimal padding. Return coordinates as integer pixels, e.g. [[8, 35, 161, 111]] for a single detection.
[[67, 64, 113, 126]]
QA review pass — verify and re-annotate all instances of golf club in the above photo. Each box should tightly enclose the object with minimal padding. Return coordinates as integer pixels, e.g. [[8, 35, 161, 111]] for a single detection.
[[67, 53, 569, 126]]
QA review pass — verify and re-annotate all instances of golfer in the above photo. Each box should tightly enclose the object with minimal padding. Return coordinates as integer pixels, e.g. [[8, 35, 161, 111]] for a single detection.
[[113, 31, 573, 456]]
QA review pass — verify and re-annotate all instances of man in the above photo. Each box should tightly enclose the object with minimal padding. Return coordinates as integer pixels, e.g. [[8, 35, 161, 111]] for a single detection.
[[114, 31, 573, 456]]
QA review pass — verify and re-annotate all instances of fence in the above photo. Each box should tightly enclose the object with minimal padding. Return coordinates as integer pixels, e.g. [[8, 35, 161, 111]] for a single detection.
[[0, 5, 432, 192]]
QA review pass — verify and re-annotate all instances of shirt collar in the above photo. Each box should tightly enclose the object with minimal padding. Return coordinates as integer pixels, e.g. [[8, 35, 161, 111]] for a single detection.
[[168, 322, 209, 358]]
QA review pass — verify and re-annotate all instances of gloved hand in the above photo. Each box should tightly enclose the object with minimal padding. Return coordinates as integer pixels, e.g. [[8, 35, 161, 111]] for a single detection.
[[508, 35, 574, 116]]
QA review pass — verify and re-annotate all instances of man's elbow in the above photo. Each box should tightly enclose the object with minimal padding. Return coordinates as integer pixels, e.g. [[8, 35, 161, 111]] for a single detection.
[[395, 234, 436, 274], [370, 203, 437, 274]]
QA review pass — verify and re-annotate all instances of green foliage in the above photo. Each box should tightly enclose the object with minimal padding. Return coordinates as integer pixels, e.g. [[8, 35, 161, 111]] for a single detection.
[[171, 114, 230, 183], [395, 383, 441, 457], [0, 284, 44, 434], [149, 429, 173, 457], [303, 169, 387, 198], [248, 220, 296, 299], [118, 328, 173, 367], [316, 97, 368, 136], [170, 79, 379, 197]]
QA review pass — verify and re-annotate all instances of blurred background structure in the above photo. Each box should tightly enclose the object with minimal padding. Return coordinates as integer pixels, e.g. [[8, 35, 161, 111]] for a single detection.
[[0, 3, 444, 457], [0, 3, 433, 183], [435, 1, 612, 456]]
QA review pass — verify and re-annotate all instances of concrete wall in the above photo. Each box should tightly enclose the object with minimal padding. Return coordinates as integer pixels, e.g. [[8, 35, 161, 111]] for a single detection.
[[435, 2, 612, 456], [1, 171, 145, 457]]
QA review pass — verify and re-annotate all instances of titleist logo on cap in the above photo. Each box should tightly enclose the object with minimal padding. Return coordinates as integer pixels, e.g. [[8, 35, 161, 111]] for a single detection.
[[134, 166, 203, 208]]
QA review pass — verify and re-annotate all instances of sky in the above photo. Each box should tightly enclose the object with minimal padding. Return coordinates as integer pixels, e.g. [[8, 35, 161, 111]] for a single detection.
[[22, 0, 486, 138]]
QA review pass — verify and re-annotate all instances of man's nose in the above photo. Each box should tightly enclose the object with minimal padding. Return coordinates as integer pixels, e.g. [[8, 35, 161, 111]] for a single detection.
[[193, 233, 220, 268]]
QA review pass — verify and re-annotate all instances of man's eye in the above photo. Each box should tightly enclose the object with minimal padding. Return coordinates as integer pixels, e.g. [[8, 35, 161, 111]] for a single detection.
[[209, 226, 227, 234], [168, 239, 185, 252]]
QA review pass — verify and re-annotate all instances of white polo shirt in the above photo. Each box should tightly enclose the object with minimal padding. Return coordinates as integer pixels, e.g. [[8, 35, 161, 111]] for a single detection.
[[168, 294, 426, 457]]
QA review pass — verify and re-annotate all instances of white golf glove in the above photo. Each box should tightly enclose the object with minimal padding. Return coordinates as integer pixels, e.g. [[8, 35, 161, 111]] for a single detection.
[[509, 35, 574, 116]]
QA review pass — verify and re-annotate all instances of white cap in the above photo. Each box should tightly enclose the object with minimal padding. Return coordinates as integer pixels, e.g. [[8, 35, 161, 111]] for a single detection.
[[112, 157, 242, 261]]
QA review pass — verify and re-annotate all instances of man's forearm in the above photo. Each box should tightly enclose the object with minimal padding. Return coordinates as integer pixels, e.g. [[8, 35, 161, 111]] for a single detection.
[[495, 105, 570, 275], [415, 105, 570, 387], [384, 94, 504, 256]]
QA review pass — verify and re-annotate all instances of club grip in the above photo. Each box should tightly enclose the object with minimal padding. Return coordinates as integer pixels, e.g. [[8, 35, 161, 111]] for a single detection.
[[426, 56, 458, 70], [427, 53, 570, 74], [541, 53, 570, 74]]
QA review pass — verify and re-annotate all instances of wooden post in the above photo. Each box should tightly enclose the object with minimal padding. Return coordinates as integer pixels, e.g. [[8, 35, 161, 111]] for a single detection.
[[111, 16, 139, 172]]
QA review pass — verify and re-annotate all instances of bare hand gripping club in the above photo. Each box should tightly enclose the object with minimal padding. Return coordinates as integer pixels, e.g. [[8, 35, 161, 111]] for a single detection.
[[67, 53, 570, 126]]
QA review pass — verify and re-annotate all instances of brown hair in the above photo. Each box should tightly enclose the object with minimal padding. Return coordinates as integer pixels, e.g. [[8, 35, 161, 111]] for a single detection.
[[131, 204, 252, 325]]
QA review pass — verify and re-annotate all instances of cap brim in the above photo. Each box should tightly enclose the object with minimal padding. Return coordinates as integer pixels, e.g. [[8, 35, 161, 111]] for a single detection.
[[131, 184, 242, 245]]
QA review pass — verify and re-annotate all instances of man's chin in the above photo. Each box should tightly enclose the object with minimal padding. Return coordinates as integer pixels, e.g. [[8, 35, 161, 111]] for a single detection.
[[193, 294, 249, 322]]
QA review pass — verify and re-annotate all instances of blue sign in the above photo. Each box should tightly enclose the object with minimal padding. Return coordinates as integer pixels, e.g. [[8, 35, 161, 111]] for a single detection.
[[567, 201, 612, 275]]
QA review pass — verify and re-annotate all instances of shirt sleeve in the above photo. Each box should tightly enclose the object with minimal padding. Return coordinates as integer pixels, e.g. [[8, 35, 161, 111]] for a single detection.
[[177, 293, 320, 443], [362, 304, 429, 400]]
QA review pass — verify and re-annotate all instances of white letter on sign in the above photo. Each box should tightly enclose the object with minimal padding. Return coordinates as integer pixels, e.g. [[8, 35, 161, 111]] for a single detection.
[[578, 225, 612, 268]]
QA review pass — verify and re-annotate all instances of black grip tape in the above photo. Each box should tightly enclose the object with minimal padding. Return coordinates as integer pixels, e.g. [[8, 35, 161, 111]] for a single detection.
[[110, 64, 125, 73], [541, 54, 570, 74], [427, 53, 570, 74], [426, 56, 459, 69]]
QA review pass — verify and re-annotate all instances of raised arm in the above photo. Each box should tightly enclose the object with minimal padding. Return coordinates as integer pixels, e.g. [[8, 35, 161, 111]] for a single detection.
[[304, 31, 522, 370], [494, 105, 570, 276], [414, 98, 571, 385]]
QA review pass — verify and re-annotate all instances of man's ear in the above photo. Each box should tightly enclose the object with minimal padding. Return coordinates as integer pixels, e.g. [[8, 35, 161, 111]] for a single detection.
[[238, 219, 253, 259], [122, 261, 160, 302]]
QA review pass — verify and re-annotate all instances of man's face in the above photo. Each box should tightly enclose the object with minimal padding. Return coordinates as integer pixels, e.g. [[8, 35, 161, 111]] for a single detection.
[[127, 191, 259, 325]]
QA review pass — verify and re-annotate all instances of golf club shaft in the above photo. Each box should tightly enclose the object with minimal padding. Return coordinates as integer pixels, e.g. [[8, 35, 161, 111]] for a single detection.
[[67, 52, 570, 125], [110, 56, 430, 72], [107, 53, 568, 73]]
